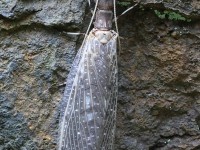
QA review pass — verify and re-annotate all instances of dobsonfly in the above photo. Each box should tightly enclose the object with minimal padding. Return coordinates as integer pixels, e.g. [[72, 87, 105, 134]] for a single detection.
[[58, 0, 139, 149]]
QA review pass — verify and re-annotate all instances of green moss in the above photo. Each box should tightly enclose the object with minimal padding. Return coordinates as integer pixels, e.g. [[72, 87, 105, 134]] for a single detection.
[[154, 10, 191, 22], [117, 0, 132, 7]]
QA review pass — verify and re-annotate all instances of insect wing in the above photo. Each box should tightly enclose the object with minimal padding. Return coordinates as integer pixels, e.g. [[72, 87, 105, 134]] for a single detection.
[[59, 30, 118, 150]]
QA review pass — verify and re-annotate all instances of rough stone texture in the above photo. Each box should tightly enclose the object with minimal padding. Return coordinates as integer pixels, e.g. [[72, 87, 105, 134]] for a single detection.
[[0, 0, 87, 150], [0, 0, 200, 150], [116, 0, 200, 149]]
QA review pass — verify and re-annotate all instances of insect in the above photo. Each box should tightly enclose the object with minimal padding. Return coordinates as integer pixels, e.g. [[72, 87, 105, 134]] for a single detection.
[[58, 0, 139, 149]]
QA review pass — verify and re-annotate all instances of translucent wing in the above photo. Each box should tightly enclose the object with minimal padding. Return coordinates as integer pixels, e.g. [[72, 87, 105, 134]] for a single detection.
[[58, 30, 118, 150]]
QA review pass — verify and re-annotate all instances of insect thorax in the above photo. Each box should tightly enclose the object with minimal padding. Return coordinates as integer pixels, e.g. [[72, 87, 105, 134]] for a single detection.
[[93, 29, 114, 44]]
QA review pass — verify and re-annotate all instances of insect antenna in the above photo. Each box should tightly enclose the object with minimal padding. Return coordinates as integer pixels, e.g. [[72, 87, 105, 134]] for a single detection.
[[80, 0, 99, 49], [114, 1, 141, 21], [114, 0, 122, 55], [113, 0, 141, 55]]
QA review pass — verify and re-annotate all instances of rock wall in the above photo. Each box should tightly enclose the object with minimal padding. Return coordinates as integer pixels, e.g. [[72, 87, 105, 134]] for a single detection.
[[116, 0, 200, 149], [0, 0, 200, 150], [0, 0, 87, 149]]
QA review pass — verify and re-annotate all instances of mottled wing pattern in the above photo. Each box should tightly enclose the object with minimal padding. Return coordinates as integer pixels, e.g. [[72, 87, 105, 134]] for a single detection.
[[59, 30, 118, 150]]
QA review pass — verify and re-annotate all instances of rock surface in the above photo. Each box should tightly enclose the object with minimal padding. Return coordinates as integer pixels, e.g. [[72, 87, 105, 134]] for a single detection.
[[0, 0, 200, 150], [0, 0, 87, 149]]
